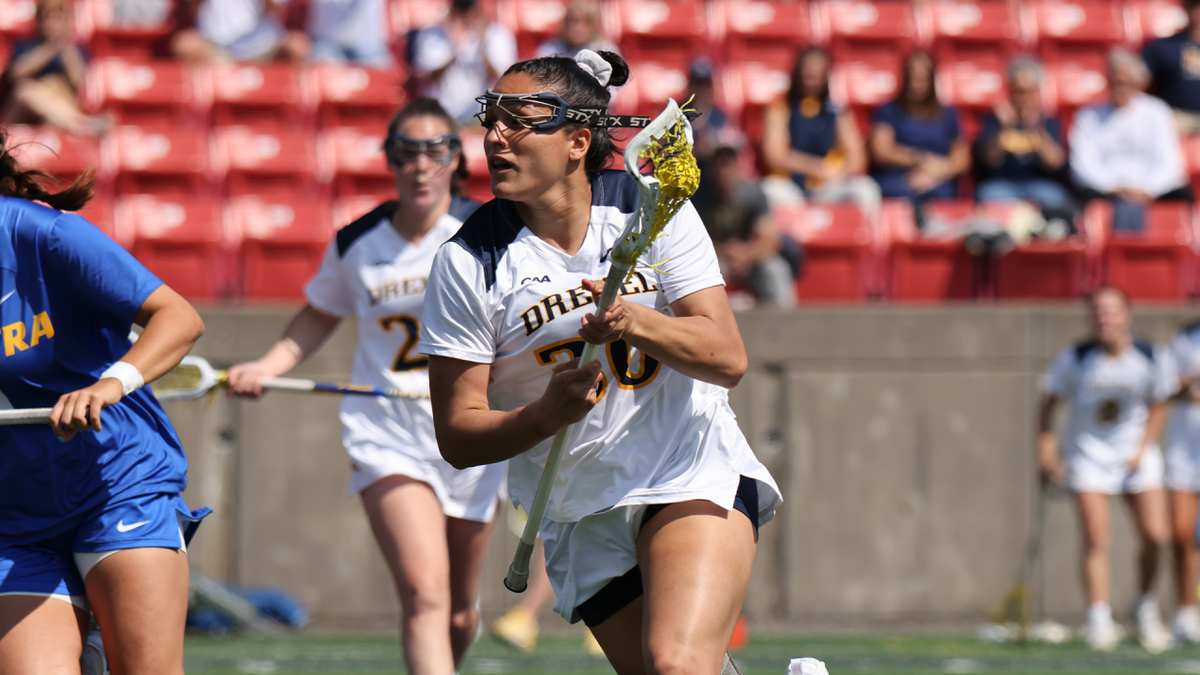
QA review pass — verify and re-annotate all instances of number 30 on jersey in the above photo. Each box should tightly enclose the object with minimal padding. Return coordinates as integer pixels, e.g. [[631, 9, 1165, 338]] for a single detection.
[[534, 338, 661, 401]]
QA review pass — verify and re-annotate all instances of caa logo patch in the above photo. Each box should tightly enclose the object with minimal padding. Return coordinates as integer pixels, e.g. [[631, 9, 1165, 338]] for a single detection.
[[522, 276, 551, 284]]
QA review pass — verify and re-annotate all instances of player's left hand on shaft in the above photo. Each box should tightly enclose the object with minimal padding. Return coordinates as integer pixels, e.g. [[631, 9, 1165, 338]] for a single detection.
[[579, 278, 634, 344], [49, 378, 124, 442]]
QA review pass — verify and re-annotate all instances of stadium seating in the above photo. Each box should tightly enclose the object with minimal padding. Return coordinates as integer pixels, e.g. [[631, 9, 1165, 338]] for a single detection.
[[117, 193, 228, 299], [0, 0, 36, 37], [313, 64, 405, 129], [886, 200, 981, 301], [322, 125, 392, 199], [828, 48, 902, 133], [458, 129, 492, 205], [498, 0, 569, 59], [715, 0, 810, 70], [993, 202, 1096, 300], [80, 0, 175, 60], [821, 0, 919, 59], [75, 191, 117, 242], [925, 0, 1025, 55], [105, 124, 213, 195], [1103, 201, 1198, 301], [617, 60, 691, 117], [3, 125, 101, 182], [232, 193, 335, 299], [775, 202, 878, 301], [1127, 0, 1190, 44], [1029, 0, 1127, 49], [212, 123, 321, 196], [203, 63, 314, 128], [719, 61, 792, 147], [936, 52, 1007, 114], [86, 58, 203, 127], [607, 0, 709, 68]]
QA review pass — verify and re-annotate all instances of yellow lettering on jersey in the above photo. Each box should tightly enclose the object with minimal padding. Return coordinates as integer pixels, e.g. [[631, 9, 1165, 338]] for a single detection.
[[29, 312, 54, 347], [3, 321, 29, 356], [541, 294, 569, 323], [522, 305, 545, 335], [566, 285, 594, 310]]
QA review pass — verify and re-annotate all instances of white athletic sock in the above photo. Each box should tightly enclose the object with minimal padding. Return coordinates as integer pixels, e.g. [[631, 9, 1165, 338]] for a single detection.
[[1088, 601, 1113, 622]]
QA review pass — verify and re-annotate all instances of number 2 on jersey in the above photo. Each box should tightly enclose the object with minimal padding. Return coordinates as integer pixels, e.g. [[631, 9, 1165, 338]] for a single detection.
[[379, 314, 428, 372], [534, 339, 661, 399]]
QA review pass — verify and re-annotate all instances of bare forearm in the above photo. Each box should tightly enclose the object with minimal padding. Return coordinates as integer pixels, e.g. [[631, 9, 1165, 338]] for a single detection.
[[437, 404, 554, 469], [784, 150, 828, 177], [125, 288, 204, 382], [622, 303, 746, 388], [256, 305, 341, 377], [1141, 402, 1168, 449], [59, 46, 87, 89], [9, 44, 59, 80]]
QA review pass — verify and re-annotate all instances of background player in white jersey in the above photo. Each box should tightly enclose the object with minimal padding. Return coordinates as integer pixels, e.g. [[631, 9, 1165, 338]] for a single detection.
[[1037, 287, 1174, 652], [1165, 318, 1200, 643], [226, 98, 505, 675], [0, 132, 208, 675], [421, 50, 782, 675]]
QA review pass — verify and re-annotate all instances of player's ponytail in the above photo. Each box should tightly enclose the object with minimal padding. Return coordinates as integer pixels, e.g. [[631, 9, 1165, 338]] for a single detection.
[[0, 129, 96, 211], [504, 50, 631, 180]]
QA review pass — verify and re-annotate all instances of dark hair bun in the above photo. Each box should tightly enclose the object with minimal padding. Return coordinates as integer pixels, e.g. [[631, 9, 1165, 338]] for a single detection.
[[597, 51, 630, 88]]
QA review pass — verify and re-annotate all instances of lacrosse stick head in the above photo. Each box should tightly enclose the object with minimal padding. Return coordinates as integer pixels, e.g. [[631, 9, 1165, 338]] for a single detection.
[[151, 355, 225, 401], [612, 98, 701, 272]]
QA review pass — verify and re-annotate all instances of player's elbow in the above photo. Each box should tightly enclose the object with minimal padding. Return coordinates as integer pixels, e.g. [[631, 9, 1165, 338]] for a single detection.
[[714, 352, 748, 389], [439, 445, 476, 471]]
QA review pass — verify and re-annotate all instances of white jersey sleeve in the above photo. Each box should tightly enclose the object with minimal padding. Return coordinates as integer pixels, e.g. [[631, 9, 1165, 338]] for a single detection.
[[1151, 343, 1178, 403], [1172, 330, 1196, 384], [649, 200, 727, 304], [1041, 346, 1076, 398], [305, 241, 356, 318], [421, 243, 497, 364]]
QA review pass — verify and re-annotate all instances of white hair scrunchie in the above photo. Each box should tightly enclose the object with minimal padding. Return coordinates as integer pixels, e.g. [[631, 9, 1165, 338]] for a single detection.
[[574, 49, 612, 87]]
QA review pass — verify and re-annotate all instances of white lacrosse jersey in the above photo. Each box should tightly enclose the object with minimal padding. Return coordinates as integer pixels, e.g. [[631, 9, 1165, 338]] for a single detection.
[[1168, 322, 1200, 452], [1042, 339, 1175, 466], [306, 197, 478, 461], [420, 171, 782, 524]]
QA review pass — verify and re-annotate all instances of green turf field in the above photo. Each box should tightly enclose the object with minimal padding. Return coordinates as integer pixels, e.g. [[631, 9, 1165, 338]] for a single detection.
[[182, 633, 1200, 674]]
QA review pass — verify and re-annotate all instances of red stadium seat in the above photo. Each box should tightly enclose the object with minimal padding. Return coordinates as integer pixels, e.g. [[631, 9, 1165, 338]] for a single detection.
[[458, 129, 492, 204], [105, 124, 212, 195], [937, 53, 1007, 112], [117, 193, 228, 299], [85, 58, 202, 127], [74, 191, 117, 243], [232, 193, 335, 300], [334, 193, 391, 228], [719, 62, 792, 146], [1128, 0, 1190, 44], [925, 0, 1025, 51], [775, 203, 877, 302], [3, 125, 100, 181], [716, 0, 810, 70], [820, 0, 919, 56], [607, 0, 708, 68], [212, 123, 321, 195], [498, 0, 569, 59], [0, 0, 36, 36], [322, 125, 392, 199], [388, 0, 449, 36], [829, 49, 901, 133], [81, 0, 175, 59], [887, 200, 981, 301], [202, 63, 314, 128], [1043, 50, 1108, 112], [313, 64, 405, 128], [1103, 201, 1198, 301], [617, 61, 690, 117], [987, 200, 1097, 300], [1029, 0, 1126, 48]]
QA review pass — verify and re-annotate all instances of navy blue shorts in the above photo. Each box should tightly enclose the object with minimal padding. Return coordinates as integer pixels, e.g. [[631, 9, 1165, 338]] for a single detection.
[[574, 476, 760, 628], [0, 492, 209, 602]]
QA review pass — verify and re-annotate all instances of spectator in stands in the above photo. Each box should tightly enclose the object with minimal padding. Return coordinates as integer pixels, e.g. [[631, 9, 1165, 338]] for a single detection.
[[687, 58, 735, 175], [170, 0, 310, 64], [869, 50, 970, 209], [1070, 48, 1189, 231], [2, 0, 113, 135], [410, 0, 517, 125], [762, 46, 881, 216], [533, 0, 616, 59], [1144, 0, 1200, 135], [975, 57, 1073, 218], [307, 0, 392, 68], [692, 141, 798, 309]]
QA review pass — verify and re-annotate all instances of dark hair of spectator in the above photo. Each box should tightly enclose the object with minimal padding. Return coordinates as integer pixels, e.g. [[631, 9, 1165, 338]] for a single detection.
[[0, 130, 95, 211], [897, 50, 943, 119], [502, 51, 630, 180], [387, 98, 469, 198], [1087, 285, 1130, 309], [787, 47, 831, 108]]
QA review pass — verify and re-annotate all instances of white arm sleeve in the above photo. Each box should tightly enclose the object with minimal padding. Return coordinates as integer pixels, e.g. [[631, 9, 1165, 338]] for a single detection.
[[419, 243, 497, 363], [652, 200, 727, 304], [304, 242, 356, 318], [1069, 108, 1113, 194], [1041, 347, 1076, 398]]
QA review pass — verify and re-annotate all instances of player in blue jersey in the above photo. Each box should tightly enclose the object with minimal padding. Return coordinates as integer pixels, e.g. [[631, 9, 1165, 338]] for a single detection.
[[0, 131, 207, 675]]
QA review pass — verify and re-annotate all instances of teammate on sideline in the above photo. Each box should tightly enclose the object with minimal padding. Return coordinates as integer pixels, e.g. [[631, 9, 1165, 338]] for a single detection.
[[226, 98, 504, 675], [421, 50, 782, 675], [0, 132, 208, 675], [1037, 287, 1174, 652], [1164, 319, 1200, 643]]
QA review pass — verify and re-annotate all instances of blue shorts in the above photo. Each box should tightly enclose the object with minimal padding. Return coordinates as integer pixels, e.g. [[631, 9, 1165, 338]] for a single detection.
[[0, 492, 209, 604]]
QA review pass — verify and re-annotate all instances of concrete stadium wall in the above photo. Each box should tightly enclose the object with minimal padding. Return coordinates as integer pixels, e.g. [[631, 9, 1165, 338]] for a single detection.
[[171, 304, 1200, 634]]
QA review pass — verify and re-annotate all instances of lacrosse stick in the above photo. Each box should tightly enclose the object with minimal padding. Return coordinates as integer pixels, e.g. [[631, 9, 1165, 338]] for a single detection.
[[151, 355, 428, 401], [505, 98, 701, 592], [0, 408, 53, 425]]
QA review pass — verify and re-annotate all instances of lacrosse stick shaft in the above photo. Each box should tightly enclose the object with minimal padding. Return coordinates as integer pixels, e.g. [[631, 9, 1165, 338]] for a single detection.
[[0, 408, 53, 425], [505, 260, 632, 592], [257, 377, 424, 399]]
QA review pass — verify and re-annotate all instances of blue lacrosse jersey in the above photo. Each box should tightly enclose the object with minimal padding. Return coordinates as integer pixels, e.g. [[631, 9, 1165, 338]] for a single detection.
[[0, 196, 188, 544]]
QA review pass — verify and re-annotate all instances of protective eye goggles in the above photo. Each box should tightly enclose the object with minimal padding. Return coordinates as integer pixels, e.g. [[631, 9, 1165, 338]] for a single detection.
[[382, 133, 463, 167], [474, 91, 701, 131]]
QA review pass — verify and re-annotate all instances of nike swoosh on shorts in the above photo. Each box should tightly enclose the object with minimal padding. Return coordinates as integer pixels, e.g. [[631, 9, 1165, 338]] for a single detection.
[[116, 519, 151, 533]]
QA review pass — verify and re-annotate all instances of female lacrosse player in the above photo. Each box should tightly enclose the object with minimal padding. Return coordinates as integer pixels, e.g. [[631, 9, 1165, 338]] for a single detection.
[[421, 50, 782, 675], [1163, 319, 1200, 643], [226, 98, 504, 675], [0, 131, 207, 675], [1038, 287, 1173, 652]]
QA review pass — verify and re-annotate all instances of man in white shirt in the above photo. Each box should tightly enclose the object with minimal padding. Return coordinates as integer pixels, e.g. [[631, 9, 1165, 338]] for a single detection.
[[1070, 48, 1191, 230], [410, 0, 517, 124]]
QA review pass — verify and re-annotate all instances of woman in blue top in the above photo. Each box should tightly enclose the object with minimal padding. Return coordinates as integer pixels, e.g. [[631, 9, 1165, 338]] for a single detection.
[[762, 46, 880, 215], [869, 50, 971, 204], [0, 132, 207, 675]]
